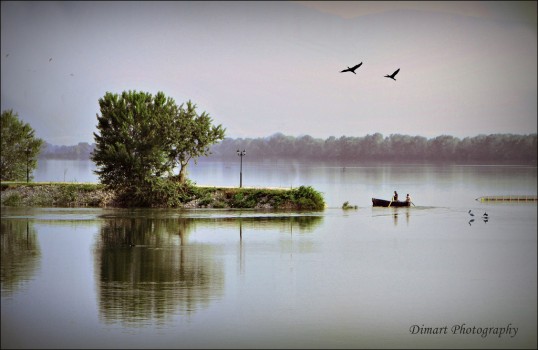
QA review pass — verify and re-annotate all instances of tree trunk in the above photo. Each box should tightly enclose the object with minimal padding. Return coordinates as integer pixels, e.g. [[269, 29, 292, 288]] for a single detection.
[[178, 163, 188, 183]]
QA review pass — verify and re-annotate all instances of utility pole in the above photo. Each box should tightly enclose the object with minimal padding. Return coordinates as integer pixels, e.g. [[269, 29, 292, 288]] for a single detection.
[[236, 149, 246, 188]]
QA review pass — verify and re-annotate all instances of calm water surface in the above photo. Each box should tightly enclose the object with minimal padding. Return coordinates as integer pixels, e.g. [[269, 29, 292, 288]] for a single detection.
[[2, 160, 536, 348]]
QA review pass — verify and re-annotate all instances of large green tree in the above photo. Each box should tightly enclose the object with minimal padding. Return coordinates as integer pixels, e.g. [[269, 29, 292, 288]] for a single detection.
[[1, 109, 44, 181], [91, 91, 225, 194], [166, 101, 226, 183], [91, 91, 177, 191]]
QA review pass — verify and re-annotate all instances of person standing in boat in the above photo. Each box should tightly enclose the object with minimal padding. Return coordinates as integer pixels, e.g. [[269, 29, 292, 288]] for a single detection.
[[406, 193, 411, 204], [392, 191, 399, 202]]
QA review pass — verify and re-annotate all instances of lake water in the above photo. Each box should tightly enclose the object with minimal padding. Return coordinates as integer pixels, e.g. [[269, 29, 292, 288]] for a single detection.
[[32, 158, 538, 208], [2, 159, 537, 349]]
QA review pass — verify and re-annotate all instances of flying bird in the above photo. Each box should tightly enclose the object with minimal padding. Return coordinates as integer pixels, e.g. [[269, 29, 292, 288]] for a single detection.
[[49, 57, 52, 62], [468, 210, 475, 217], [483, 212, 488, 218], [384, 68, 400, 80], [340, 62, 362, 74]]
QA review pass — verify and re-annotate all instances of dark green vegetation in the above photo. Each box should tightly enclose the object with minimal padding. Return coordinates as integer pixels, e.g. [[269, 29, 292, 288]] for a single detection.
[[41, 132, 537, 163], [188, 185, 325, 210], [1, 110, 44, 181], [1, 183, 325, 210], [342, 201, 358, 210], [92, 91, 225, 185], [91, 90, 225, 205]]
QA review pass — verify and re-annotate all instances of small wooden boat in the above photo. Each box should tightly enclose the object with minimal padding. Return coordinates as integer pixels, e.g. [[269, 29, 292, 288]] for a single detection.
[[372, 198, 410, 207]]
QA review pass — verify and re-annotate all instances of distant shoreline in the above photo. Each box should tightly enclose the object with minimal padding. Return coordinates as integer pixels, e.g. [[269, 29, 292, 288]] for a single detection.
[[38, 133, 538, 164]]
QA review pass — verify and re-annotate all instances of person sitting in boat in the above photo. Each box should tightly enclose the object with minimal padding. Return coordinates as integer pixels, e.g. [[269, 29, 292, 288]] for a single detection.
[[392, 191, 399, 202], [406, 193, 411, 203]]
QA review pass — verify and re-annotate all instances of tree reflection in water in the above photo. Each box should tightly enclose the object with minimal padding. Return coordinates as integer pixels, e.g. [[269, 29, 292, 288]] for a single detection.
[[93, 214, 323, 326], [0, 219, 41, 296], [94, 217, 222, 326]]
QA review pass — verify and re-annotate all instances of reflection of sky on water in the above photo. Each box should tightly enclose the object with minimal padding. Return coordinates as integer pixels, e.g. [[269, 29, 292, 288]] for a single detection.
[[1, 198, 536, 348]]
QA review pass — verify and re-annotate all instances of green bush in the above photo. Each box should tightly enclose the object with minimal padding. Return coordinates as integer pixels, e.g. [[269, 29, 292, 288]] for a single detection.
[[212, 200, 227, 208], [58, 185, 78, 206], [116, 178, 194, 207], [342, 201, 358, 209], [197, 193, 214, 207], [3, 192, 22, 206], [230, 191, 256, 208], [290, 186, 325, 210]]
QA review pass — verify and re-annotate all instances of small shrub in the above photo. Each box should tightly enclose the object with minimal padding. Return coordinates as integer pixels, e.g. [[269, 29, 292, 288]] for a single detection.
[[3, 192, 22, 206], [291, 186, 325, 210], [116, 178, 186, 207], [198, 195, 213, 207], [342, 201, 358, 209], [59, 185, 78, 206], [233, 192, 244, 203], [212, 200, 228, 208], [230, 191, 256, 208]]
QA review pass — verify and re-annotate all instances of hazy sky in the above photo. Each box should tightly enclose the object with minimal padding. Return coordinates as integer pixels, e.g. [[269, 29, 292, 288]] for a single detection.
[[1, 1, 536, 145]]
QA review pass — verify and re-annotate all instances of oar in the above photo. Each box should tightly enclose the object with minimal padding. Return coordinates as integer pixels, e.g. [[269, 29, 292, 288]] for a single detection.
[[388, 200, 392, 207], [411, 202, 416, 207]]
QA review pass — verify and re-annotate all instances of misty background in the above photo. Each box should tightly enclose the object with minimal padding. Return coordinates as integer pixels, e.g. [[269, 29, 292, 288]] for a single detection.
[[1, 1, 537, 146]]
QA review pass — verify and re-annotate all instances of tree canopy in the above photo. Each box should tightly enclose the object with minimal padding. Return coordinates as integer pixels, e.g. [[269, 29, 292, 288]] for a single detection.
[[1, 109, 44, 181], [91, 90, 225, 204], [166, 100, 226, 182]]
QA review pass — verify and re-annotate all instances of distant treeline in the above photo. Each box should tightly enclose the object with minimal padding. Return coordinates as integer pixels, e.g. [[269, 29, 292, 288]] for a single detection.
[[211, 133, 537, 163], [40, 133, 537, 163], [40, 142, 95, 160]]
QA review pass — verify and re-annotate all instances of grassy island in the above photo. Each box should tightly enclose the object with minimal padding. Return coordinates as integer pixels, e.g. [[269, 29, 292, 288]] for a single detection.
[[0, 182, 325, 210]]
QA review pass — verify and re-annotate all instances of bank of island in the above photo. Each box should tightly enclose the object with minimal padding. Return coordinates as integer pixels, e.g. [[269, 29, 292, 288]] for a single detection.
[[0, 182, 326, 210]]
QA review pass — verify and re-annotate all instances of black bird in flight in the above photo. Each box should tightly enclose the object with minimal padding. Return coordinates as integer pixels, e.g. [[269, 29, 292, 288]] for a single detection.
[[340, 62, 362, 74], [384, 68, 400, 80], [468, 210, 475, 217], [49, 57, 52, 62]]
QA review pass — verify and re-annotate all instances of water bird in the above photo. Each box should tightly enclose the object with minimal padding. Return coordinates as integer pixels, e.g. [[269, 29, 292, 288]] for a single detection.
[[340, 62, 362, 74], [468, 219, 475, 226], [384, 68, 400, 80], [483, 212, 488, 218], [468, 210, 475, 217]]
